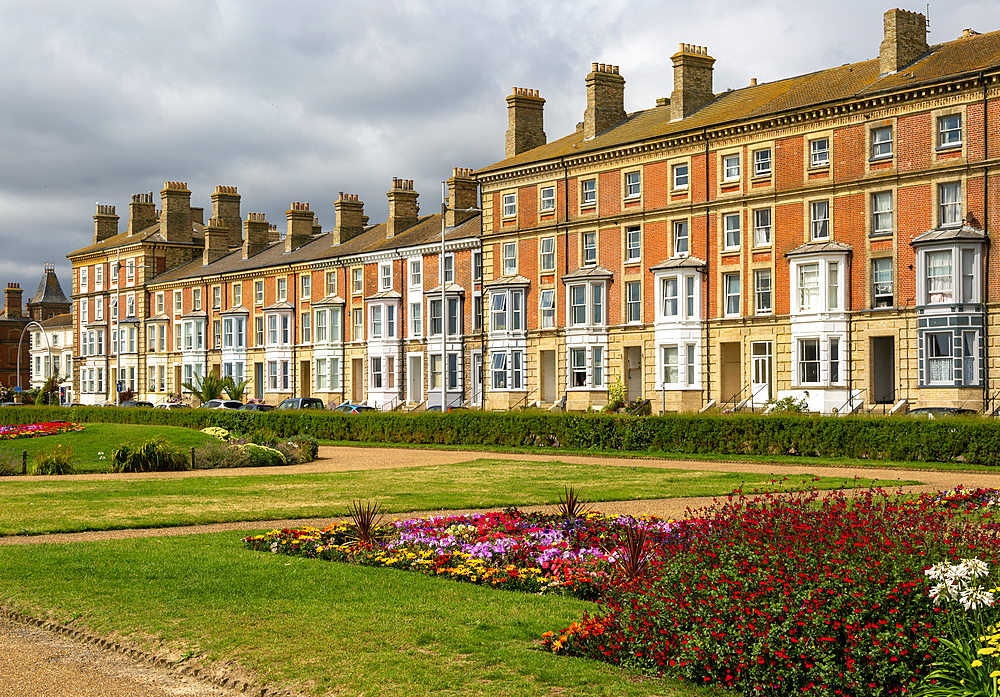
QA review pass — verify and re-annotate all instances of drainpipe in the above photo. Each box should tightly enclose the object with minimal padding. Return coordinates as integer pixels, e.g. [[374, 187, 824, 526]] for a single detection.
[[562, 156, 570, 410], [981, 71, 991, 410], [847, 249, 854, 410], [703, 127, 711, 403]]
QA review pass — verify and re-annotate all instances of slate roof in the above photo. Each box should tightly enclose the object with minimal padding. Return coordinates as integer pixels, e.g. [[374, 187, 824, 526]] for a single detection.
[[478, 30, 1000, 174], [39, 313, 72, 329], [147, 213, 481, 286], [561, 265, 615, 281], [29, 271, 70, 306], [911, 224, 988, 245], [785, 241, 853, 258], [68, 223, 205, 257], [649, 256, 707, 272]]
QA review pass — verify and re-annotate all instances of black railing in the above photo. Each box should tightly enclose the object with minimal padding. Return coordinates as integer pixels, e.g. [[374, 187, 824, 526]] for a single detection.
[[837, 388, 866, 415], [628, 399, 651, 416], [868, 388, 896, 415], [510, 388, 538, 411], [719, 383, 750, 413], [984, 391, 1000, 416]]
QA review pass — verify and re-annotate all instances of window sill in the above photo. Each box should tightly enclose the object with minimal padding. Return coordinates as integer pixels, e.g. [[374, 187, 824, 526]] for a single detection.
[[624, 259, 642, 266], [721, 179, 741, 185], [722, 248, 741, 255], [869, 231, 894, 239], [623, 195, 642, 201], [868, 155, 894, 163], [751, 173, 772, 181], [672, 186, 689, 193], [935, 143, 963, 153], [752, 243, 772, 250]]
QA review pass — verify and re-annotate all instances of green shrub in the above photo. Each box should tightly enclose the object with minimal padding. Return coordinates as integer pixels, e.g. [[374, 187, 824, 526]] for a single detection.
[[29, 445, 76, 475], [0, 447, 20, 476], [239, 443, 286, 467], [288, 434, 319, 462], [111, 437, 189, 473], [193, 439, 249, 469]]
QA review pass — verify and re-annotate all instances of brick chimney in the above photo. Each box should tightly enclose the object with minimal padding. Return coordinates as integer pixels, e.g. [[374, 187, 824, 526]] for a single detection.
[[285, 202, 315, 253], [880, 9, 928, 76], [93, 204, 119, 244], [446, 168, 478, 228], [584, 64, 626, 139], [4, 283, 22, 319], [670, 44, 716, 121], [212, 186, 242, 247], [332, 193, 366, 245], [159, 181, 192, 244], [128, 192, 156, 236], [505, 87, 546, 158], [203, 218, 230, 265], [242, 213, 270, 259], [386, 178, 419, 238]]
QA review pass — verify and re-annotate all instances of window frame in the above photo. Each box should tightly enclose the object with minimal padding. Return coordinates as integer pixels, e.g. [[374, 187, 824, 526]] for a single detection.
[[723, 273, 740, 317], [625, 281, 642, 323], [754, 268, 772, 315], [502, 192, 517, 218], [673, 220, 689, 257], [672, 163, 689, 190], [625, 226, 641, 262], [753, 208, 772, 247], [810, 200, 830, 240], [938, 114, 963, 149], [624, 170, 641, 199], [938, 182, 962, 227], [502, 242, 517, 276], [873, 257, 894, 308], [540, 237, 556, 272], [810, 137, 830, 167], [539, 185, 556, 212], [722, 154, 740, 182], [753, 148, 772, 177], [872, 192, 893, 236], [580, 179, 597, 206], [724, 213, 741, 250], [871, 126, 893, 160], [583, 231, 597, 265]]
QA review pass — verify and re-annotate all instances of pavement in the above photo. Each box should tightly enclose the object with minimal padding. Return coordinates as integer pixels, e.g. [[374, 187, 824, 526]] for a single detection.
[[0, 444, 996, 695]]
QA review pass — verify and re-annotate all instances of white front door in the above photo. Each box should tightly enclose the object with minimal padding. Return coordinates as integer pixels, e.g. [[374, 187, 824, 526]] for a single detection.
[[471, 353, 482, 405], [751, 341, 772, 405], [408, 355, 422, 404]]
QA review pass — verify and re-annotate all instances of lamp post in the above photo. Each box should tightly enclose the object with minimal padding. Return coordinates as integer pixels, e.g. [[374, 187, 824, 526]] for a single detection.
[[16, 321, 52, 403], [439, 182, 480, 412]]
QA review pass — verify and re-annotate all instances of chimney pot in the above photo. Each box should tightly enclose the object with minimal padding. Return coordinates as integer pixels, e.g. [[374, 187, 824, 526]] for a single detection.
[[750, 77, 758, 86], [670, 44, 716, 120], [584, 60, 627, 139]]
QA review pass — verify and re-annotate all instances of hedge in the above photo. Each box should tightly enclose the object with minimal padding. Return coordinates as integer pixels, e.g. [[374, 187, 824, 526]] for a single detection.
[[1, 406, 998, 465]]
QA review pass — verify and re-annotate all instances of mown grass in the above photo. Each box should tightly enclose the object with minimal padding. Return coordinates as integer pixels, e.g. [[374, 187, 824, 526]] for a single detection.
[[0, 459, 913, 536], [0, 533, 731, 697], [1, 423, 214, 473]]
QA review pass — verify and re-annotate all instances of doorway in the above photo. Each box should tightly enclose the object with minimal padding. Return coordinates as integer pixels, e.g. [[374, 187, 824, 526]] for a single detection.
[[625, 347, 642, 402], [540, 350, 556, 403], [871, 337, 895, 404], [254, 363, 263, 400], [750, 341, 772, 406], [720, 342, 741, 404], [408, 355, 423, 404], [352, 358, 364, 403], [300, 361, 311, 398], [471, 353, 482, 405]]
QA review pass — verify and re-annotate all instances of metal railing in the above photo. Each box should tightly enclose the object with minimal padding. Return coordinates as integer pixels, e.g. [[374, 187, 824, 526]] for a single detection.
[[719, 383, 750, 413], [627, 398, 651, 416], [868, 388, 896, 415], [510, 388, 538, 412], [984, 390, 1000, 416], [836, 388, 866, 415]]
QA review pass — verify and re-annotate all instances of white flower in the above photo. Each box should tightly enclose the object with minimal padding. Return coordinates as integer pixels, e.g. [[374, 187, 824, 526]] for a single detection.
[[961, 587, 995, 612], [930, 581, 959, 605], [925, 562, 951, 581], [960, 558, 991, 580]]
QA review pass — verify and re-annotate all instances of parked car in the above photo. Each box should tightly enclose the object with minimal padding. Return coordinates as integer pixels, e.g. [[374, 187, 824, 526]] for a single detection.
[[119, 400, 155, 408], [200, 399, 243, 410], [330, 402, 376, 414], [426, 405, 468, 413], [154, 403, 191, 410], [239, 403, 275, 412], [905, 407, 977, 419], [0, 402, 23, 407], [277, 397, 325, 410]]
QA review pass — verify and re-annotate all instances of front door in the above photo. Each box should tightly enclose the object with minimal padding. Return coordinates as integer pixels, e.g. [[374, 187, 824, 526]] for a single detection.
[[352, 358, 364, 403], [471, 353, 482, 405], [626, 346, 642, 402], [872, 337, 895, 403], [300, 361, 310, 398], [408, 355, 423, 404], [540, 350, 556, 403], [253, 363, 263, 400], [720, 342, 741, 404], [751, 341, 772, 406]]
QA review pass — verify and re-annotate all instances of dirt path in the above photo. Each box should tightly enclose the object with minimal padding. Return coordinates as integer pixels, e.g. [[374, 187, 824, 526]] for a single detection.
[[1, 445, 996, 695]]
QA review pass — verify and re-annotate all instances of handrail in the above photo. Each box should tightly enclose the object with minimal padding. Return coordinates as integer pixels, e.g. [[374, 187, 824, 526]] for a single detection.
[[983, 390, 1000, 415], [837, 388, 866, 415], [868, 388, 896, 415], [719, 382, 750, 413], [627, 398, 651, 416], [510, 388, 538, 411], [739, 382, 770, 412]]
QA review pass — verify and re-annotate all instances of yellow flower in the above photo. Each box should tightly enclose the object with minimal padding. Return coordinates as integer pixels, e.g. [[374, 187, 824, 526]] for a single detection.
[[980, 648, 997, 656], [973, 660, 983, 667], [992, 670, 1000, 678]]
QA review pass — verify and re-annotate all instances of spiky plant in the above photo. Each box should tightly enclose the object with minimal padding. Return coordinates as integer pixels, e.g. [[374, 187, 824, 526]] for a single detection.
[[223, 376, 251, 401], [556, 486, 590, 520], [346, 500, 385, 550], [182, 372, 227, 404], [615, 522, 649, 582]]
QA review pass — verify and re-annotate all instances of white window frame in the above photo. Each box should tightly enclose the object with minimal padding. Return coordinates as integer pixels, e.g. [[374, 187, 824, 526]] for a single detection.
[[503, 242, 517, 276], [276, 278, 287, 302], [583, 231, 597, 265], [872, 192, 893, 236], [301, 275, 311, 300], [723, 154, 740, 182], [754, 269, 772, 315], [673, 220, 689, 256], [810, 200, 830, 240], [723, 273, 740, 316], [625, 226, 641, 262], [581, 179, 596, 206], [724, 213, 741, 250], [379, 263, 392, 291], [540, 237, 555, 272], [352, 268, 363, 294], [540, 186, 555, 212], [753, 148, 771, 177], [409, 259, 422, 288], [567, 282, 605, 326], [873, 257, 893, 308], [939, 182, 962, 227], [753, 209, 771, 247], [626, 281, 641, 323], [871, 126, 893, 159], [502, 192, 517, 218], [939, 114, 962, 148], [624, 171, 641, 199], [254, 281, 264, 305], [810, 138, 830, 167], [792, 257, 845, 314], [673, 163, 689, 190], [540, 289, 555, 329]]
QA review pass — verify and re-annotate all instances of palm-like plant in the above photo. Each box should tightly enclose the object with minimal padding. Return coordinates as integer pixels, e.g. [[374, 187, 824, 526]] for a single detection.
[[181, 372, 227, 405], [223, 376, 251, 401]]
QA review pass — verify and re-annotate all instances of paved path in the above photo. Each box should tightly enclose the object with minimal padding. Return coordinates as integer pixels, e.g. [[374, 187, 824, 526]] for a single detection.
[[1, 444, 997, 695]]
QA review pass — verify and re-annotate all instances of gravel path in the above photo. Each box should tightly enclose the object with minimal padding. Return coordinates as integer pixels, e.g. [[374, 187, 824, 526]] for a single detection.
[[1, 444, 996, 695]]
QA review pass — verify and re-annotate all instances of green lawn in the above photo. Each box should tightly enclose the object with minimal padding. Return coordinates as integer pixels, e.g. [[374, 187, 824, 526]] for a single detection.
[[0, 533, 731, 697], [0, 458, 914, 536], [1, 423, 215, 473]]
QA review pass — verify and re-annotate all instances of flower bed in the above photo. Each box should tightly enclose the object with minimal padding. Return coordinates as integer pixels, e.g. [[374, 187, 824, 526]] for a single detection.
[[243, 511, 678, 600], [0, 421, 83, 441]]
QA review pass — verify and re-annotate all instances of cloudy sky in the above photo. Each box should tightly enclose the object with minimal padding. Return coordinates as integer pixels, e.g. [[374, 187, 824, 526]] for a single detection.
[[1, 0, 998, 309]]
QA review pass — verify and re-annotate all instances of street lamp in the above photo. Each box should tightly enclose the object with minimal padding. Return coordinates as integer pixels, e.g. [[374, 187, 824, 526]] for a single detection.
[[16, 321, 52, 403], [439, 182, 480, 412]]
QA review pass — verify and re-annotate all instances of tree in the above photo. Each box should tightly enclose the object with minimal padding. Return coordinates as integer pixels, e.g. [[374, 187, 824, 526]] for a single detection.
[[39, 374, 61, 405], [223, 376, 251, 402], [181, 372, 226, 405]]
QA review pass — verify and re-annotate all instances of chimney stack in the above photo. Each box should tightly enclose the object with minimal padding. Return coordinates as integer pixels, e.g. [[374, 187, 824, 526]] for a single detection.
[[285, 202, 315, 253], [385, 178, 419, 238], [670, 44, 716, 121], [242, 213, 270, 259], [212, 186, 242, 247], [446, 168, 478, 228], [505, 87, 546, 158], [159, 181, 192, 243], [93, 204, 119, 244], [128, 192, 156, 236], [584, 64, 626, 139], [4, 283, 22, 319], [880, 9, 928, 76], [332, 193, 366, 245], [203, 218, 230, 265]]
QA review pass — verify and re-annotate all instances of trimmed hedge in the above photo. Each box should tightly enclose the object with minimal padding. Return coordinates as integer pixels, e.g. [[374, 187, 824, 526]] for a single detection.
[[2, 406, 998, 465]]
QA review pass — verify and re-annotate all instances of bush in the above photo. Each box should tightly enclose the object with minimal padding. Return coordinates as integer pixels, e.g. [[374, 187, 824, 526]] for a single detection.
[[111, 437, 189, 473], [0, 446, 20, 475], [29, 444, 76, 475], [591, 490, 1000, 696], [239, 443, 287, 467], [193, 439, 249, 469], [288, 434, 319, 462]]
